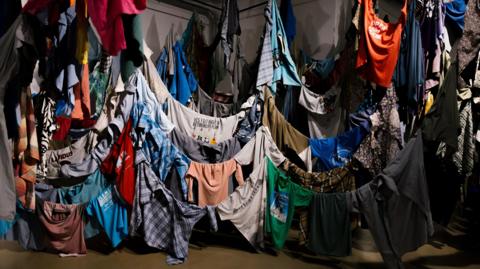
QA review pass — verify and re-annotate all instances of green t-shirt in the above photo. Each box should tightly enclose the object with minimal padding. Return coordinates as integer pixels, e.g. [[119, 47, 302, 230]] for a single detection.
[[265, 157, 314, 249]]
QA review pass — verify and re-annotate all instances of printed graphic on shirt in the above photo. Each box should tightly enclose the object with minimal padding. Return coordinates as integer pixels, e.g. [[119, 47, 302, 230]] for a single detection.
[[270, 191, 289, 223], [191, 117, 221, 144], [98, 189, 114, 212], [368, 19, 388, 40]]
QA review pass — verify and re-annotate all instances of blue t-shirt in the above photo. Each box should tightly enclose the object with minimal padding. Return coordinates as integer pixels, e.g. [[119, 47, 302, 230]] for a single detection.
[[86, 187, 128, 247], [57, 169, 110, 239]]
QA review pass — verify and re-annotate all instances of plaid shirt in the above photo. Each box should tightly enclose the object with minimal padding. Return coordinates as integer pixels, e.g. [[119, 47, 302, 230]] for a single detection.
[[142, 128, 190, 201], [256, 1, 273, 89], [131, 151, 217, 265]]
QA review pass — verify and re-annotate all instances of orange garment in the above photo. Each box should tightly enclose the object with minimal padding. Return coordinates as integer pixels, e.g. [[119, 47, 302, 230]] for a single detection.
[[71, 64, 91, 120], [75, 0, 89, 64], [187, 159, 244, 207], [355, 0, 407, 88]]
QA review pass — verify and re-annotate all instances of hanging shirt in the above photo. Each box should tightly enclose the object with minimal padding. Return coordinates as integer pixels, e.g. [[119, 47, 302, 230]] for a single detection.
[[87, 0, 146, 56], [310, 126, 370, 172], [356, 0, 407, 87], [165, 97, 244, 145], [393, 0, 425, 113], [445, 0, 466, 32], [262, 88, 312, 171], [57, 169, 110, 239], [101, 119, 135, 206], [256, 0, 301, 93], [37, 201, 86, 256], [158, 41, 199, 105], [71, 64, 92, 120], [186, 159, 244, 207], [86, 187, 128, 248], [299, 84, 346, 138], [218, 127, 287, 249], [0, 15, 36, 221], [279, 0, 296, 46], [354, 87, 402, 177], [266, 157, 314, 249], [308, 193, 351, 257], [89, 63, 110, 117], [347, 133, 433, 269], [192, 87, 235, 117], [169, 127, 242, 164], [131, 150, 218, 265]]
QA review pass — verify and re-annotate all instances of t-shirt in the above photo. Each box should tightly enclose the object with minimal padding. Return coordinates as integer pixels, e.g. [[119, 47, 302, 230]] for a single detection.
[[42, 132, 96, 183], [57, 169, 110, 239], [262, 88, 312, 171], [86, 187, 128, 247], [299, 85, 346, 138], [355, 0, 407, 87], [308, 193, 351, 256], [265, 157, 313, 249], [165, 97, 244, 144], [234, 126, 286, 168], [186, 159, 244, 207], [37, 201, 86, 256], [217, 154, 285, 249], [168, 127, 242, 163]]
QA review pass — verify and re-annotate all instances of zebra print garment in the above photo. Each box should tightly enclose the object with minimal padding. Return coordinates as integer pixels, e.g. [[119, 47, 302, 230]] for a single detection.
[[35, 92, 57, 180]]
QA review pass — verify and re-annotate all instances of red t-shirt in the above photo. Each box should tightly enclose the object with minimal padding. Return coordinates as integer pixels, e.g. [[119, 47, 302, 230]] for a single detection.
[[101, 118, 135, 206], [356, 0, 407, 88]]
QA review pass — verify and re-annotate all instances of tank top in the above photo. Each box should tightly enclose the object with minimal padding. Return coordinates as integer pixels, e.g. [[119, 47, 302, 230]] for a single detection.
[[356, 0, 407, 88]]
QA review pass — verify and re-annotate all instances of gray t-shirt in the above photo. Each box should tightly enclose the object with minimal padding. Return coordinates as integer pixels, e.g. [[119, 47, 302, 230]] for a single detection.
[[218, 127, 287, 249], [234, 126, 287, 168], [192, 87, 234, 117], [165, 97, 244, 144], [42, 131, 96, 182], [299, 85, 346, 138], [168, 127, 242, 163]]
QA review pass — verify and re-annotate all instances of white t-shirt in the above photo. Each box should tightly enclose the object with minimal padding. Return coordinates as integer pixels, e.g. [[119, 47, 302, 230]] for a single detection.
[[165, 97, 244, 144]]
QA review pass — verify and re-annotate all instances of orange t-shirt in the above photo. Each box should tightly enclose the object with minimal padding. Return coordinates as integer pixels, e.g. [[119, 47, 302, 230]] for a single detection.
[[356, 0, 407, 88]]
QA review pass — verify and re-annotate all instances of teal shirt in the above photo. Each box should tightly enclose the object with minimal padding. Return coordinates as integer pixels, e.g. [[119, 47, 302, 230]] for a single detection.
[[265, 157, 313, 249], [270, 0, 301, 93], [57, 169, 111, 238]]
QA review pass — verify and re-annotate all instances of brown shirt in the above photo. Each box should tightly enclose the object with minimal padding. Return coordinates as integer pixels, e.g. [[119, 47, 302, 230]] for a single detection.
[[38, 201, 86, 255], [262, 88, 309, 156]]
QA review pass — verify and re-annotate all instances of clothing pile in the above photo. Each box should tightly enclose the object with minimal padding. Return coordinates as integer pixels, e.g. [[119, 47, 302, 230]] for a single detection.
[[0, 0, 479, 268]]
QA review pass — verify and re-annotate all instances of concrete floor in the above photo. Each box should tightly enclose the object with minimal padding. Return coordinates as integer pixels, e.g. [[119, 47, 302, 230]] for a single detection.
[[1, 215, 479, 269]]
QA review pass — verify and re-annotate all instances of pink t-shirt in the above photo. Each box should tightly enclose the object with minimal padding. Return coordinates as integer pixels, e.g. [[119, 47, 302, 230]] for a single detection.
[[187, 159, 244, 207]]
